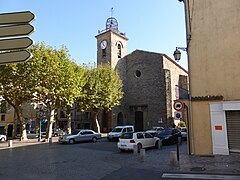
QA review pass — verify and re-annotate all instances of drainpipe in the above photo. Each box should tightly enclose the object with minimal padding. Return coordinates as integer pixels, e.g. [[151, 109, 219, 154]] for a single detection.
[[181, 0, 194, 154]]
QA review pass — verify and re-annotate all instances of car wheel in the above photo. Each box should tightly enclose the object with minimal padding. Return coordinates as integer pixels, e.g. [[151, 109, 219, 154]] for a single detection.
[[1, 137, 5, 141], [92, 137, 97, 142], [69, 139, 75, 144], [137, 143, 142, 153]]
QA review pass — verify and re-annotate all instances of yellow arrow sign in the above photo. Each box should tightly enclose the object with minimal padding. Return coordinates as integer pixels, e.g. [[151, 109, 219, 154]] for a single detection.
[[0, 24, 34, 38], [0, 50, 32, 65], [0, 37, 34, 51], [0, 11, 35, 25]]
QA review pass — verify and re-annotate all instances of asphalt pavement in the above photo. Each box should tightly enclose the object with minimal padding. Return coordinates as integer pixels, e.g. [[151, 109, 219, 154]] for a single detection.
[[0, 137, 240, 180]]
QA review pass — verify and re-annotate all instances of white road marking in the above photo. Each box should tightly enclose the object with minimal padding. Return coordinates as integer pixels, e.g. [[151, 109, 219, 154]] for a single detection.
[[162, 173, 240, 180]]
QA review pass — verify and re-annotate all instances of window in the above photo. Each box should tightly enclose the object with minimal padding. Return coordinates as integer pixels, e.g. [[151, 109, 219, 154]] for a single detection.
[[1, 114, 5, 121], [60, 111, 66, 118], [122, 128, 126, 132], [102, 49, 106, 58], [126, 127, 133, 132], [137, 133, 144, 139], [135, 70, 141, 78], [0, 101, 7, 113], [117, 44, 121, 58], [144, 133, 153, 138]]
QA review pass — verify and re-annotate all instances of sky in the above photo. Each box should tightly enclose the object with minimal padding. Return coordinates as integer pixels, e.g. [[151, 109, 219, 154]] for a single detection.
[[1, 0, 188, 70]]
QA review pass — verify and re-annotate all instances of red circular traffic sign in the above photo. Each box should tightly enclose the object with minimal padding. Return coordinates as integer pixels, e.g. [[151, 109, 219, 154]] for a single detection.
[[174, 100, 184, 111]]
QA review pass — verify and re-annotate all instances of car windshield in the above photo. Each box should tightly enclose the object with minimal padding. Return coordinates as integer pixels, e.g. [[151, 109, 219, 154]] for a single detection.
[[159, 129, 172, 135], [120, 133, 133, 139], [112, 128, 122, 132], [71, 130, 80, 135]]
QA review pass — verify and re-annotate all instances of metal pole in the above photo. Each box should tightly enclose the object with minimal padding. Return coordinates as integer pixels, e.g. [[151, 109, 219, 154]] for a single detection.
[[38, 110, 42, 142], [177, 142, 179, 161]]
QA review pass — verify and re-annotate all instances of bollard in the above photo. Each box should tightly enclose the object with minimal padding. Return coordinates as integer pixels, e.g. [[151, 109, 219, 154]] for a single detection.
[[8, 140, 12, 147], [49, 137, 52, 144], [133, 144, 138, 155], [158, 140, 162, 150], [178, 137, 182, 145], [170, 151, 179, 167], [140, 149, 145, 162]]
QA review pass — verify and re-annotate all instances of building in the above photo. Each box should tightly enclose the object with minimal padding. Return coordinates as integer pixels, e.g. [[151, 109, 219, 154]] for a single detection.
[[96, 17, 188, 131], [0, 99, 14, 138], [180, 0, 240, 155]]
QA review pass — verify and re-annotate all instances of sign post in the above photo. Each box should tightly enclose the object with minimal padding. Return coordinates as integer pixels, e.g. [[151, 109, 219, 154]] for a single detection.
[[0, 11, 35, 65], [174, 100, 184, 112]]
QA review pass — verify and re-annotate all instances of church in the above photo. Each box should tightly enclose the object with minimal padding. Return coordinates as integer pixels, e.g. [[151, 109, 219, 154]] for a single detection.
[[95, 17, 188, 132]]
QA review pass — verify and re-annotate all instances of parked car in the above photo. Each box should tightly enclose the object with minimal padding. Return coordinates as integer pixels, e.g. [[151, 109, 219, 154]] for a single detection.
[[181, 127, 187, 140], [117, 132, 160, 152], [58, 129, 101, 144], [0, 134, 7, 141], [53, 128, 66, 136], [145, 126, 164, 136], [155, 128, 181, 145], [107, 125, 134, 141]]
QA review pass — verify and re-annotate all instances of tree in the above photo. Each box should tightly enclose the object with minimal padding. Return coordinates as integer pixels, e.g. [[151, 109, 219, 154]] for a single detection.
[[30, 42, 80, 140], [57, 63, 87, 135], [78, 64, 123, 132], [0, 60, 37, 140]]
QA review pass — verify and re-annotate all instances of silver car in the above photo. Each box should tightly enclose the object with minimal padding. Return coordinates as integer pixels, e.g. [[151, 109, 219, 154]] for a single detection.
[[58, 129, 101, 144]]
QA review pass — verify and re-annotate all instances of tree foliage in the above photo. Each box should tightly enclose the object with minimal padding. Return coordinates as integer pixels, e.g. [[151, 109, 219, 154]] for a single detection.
[[78, 64, 123, 132], [0, 57, 38, 140]]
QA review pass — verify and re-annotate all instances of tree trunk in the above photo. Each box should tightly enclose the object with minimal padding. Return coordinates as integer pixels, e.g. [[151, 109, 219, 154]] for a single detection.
[[92, 110, 100, 133], [15, 107, 28, 141], [66, 108, 72, 134], [46, 109, 55, 141]]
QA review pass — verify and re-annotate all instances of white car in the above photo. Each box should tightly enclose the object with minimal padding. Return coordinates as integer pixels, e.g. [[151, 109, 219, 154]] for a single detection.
[[117, 132, 160, 152], [107, 125, 134, 141], [58, 129, 101, 144], [0, 134, 7, 141]]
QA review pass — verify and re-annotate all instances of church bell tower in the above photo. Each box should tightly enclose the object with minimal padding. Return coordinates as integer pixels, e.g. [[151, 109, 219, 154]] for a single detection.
[[95, 16, 128, 69]]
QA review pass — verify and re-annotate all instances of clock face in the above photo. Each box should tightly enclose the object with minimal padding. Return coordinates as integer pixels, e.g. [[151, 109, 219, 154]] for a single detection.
[[100, 40, 107, 49]]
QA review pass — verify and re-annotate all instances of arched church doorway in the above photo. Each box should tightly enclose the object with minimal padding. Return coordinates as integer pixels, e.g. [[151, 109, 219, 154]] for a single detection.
[[117, 112, 123, 125], [135, 111, 143, 131]]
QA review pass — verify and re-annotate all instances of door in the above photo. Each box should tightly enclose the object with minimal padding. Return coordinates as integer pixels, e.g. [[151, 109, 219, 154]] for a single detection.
[[7, 124, 13, 138], [135, 111, 143, 131], [117, 112, 124, 126], [226, 111, 240, 153]]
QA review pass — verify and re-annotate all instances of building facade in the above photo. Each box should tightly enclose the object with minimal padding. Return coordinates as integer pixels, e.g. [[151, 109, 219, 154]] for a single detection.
[[182, 0, 240, 155], [96, 17, 188, 131]]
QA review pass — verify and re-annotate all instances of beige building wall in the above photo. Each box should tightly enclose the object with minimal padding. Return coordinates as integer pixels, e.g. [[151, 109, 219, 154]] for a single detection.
[[187, 0, 240, 154]]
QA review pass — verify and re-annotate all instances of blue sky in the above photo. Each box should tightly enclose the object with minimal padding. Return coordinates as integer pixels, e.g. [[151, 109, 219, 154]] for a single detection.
[[1, 0, 188, 70]]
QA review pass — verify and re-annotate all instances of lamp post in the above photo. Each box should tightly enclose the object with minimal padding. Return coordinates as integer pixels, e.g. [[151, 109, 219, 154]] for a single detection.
[[173, 47, 187, 61], [36, 103, 46, 142], [38, 110, 43, 142]]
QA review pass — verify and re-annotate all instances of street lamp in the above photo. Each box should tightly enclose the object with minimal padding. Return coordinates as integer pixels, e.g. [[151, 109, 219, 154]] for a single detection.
[[173, 47, 187, 61]]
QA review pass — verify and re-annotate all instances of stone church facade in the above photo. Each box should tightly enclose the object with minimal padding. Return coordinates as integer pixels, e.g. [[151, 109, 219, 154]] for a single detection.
[[96, 17, 188, 131]]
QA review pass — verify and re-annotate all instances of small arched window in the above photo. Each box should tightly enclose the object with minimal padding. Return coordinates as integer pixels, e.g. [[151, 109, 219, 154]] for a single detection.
[[117, 44, 121, 58], [102, 49, 106, 58]]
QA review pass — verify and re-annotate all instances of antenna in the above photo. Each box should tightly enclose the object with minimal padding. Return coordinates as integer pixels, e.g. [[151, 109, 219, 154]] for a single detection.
[[111, 7, 114, 17]]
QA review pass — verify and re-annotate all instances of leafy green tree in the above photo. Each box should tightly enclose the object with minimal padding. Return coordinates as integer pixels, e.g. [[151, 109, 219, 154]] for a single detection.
[[0, 61, 37, 140], [30, 42, 81, 140], [57, 64, 87, 134], [78, 64, 123, 132]]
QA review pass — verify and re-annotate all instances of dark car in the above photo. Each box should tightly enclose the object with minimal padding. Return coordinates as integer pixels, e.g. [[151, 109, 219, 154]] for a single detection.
[[155, 128, 181, 145]]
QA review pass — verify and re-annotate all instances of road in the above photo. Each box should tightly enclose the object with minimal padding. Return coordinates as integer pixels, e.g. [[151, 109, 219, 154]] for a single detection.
[[0, 139, 239, 180]]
